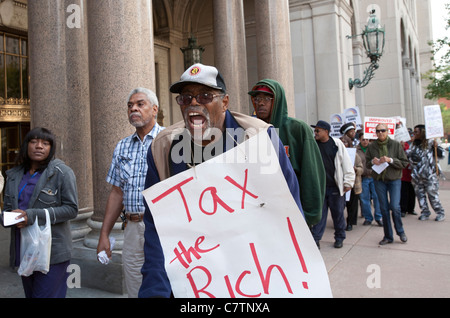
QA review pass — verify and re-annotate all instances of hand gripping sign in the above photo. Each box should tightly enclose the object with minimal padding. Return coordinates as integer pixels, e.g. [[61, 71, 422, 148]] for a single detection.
[[143, 130, 332, 298]]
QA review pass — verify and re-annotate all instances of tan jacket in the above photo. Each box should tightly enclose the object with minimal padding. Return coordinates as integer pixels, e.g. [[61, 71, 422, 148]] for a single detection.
[[353, 153, 363, 195], [150, 111, 271, 181]]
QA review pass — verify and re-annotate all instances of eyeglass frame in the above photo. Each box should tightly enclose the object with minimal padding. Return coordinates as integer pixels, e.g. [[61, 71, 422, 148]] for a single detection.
[[175, 93, 225, 106], [252, 96, 274, 103]]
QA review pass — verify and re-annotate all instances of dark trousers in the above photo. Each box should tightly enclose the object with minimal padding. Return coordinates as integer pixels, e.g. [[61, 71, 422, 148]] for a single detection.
[[346, 189, 360, 225], [21, 260, 70, 298], [400, 180, 415, 213], [311, 185, 346, 242]]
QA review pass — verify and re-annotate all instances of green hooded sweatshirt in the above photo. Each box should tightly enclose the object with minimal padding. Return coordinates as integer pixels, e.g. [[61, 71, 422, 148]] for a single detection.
[[249, 79, 325, 226]]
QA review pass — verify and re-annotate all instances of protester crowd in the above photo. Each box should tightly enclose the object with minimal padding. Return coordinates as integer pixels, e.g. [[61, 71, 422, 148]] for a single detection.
[[0, 63, 447, 298]]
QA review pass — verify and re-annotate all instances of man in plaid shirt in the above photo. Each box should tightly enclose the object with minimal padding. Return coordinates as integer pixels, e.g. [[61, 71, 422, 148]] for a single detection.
[[97, 87, 164, 297]]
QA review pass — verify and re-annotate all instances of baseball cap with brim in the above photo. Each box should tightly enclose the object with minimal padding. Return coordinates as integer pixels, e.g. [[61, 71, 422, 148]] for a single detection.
[[311, 120, 331, 131], [248, 85, 274, 96], [170, 63, 227, 93]]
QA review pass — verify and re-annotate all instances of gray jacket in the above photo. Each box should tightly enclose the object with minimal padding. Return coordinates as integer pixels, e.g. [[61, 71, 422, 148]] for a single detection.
[[2, 159, 78, 267]]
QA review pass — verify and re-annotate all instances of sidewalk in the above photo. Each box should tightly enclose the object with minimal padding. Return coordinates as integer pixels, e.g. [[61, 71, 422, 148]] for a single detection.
[[323, 177, 450, 298], [1, 178, 449, 298]]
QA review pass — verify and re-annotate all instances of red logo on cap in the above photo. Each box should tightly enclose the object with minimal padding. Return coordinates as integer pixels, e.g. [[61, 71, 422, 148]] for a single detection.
[[190, 66, 201, 76]]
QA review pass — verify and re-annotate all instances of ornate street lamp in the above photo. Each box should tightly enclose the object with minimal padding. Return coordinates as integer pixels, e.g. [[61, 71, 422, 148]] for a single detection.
[[180, 36, 205, 70], [348, 9, 385, 90]]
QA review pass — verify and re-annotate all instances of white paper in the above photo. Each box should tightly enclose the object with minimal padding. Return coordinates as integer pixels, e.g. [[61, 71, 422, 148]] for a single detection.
[[2, 211, 25, 226], [372, 162, 389, 174], [143, 131, 332, 298], [345, 190, 351, 201], [97, 237, 116, 265]]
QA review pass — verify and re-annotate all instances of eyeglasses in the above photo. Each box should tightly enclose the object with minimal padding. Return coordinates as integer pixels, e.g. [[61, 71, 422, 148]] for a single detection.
[[376, 129, 387, 133], [176, 93, 224, 106], [252, 96, 273, 103]]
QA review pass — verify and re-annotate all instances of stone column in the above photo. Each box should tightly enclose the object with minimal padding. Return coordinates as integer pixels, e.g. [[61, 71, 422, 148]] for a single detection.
[[28, 0, 94, 240], [83, 0, 155, 249], [402, 57, 413, 124], [213, 0, 249, 114], [65, 0, 155, 294], [410, 71, 419, 125], [254, 0, 295, 116]]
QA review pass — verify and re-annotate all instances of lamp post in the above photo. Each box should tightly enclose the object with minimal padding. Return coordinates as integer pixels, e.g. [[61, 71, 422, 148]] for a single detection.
[[180, 36, 205, 70], [348, 9, 385, 90]]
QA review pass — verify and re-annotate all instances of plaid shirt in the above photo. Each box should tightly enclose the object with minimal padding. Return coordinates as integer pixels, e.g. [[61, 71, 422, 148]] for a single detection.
[[106, 123, 164, 213]]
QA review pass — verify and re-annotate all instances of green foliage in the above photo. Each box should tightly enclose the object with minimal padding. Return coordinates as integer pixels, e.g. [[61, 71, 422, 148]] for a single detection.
[[422, 4, 450, 100], [440, 104, 450, 139]]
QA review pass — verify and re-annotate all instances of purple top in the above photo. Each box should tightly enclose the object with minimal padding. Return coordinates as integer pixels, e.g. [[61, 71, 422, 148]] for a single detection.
[[18, 171, 42, 210], [15, 170, 42, 266]]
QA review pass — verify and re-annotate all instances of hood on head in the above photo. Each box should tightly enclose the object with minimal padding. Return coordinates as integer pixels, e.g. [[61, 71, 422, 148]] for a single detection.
[[248, 79, 288, 126]]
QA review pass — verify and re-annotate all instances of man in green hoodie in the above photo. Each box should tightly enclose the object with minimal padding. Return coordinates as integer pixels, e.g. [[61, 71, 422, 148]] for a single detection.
[[248, 79, 325, 226]]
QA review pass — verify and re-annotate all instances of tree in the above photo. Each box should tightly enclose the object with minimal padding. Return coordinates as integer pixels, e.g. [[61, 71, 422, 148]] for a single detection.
[[440, 104, 450, 141], [422, 4, 450, 100]]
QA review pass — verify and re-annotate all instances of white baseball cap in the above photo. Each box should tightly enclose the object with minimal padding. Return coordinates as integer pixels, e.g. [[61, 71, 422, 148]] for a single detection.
[[170, 63, 227, 93]]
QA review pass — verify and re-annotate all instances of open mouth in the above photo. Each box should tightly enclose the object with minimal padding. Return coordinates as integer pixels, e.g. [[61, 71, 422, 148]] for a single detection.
[[188, 112, 207, 130]]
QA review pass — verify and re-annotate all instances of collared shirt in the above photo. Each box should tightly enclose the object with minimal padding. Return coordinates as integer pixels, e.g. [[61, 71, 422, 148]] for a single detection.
[[106, 123, 164, 213]]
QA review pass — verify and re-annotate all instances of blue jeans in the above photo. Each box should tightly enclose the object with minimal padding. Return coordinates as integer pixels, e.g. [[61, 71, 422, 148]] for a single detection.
[[311, 185, 346, 242], [374, 179, 405, 241], [360, 177, 382, 222]]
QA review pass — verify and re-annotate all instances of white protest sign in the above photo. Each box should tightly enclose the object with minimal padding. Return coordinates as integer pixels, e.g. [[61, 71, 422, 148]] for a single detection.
[[330, 113, 344, 138], [363, 117, 396, 139], [143, 131, 332, 298], [330, 107, 362, 138], [424, 105, 444, 139], [343, 107, 363, 130]]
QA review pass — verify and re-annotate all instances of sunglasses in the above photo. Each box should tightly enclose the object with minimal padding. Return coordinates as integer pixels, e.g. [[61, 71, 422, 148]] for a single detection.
[[376, 129, 387, 133], [176, 93, 224, 106]]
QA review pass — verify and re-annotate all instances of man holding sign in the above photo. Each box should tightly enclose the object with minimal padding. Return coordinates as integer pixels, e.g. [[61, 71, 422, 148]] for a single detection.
[[138, 64, 305, 298]]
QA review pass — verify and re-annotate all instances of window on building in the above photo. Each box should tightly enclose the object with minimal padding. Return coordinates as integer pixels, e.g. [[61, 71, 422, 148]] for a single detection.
[[0, 32, 28, 101]]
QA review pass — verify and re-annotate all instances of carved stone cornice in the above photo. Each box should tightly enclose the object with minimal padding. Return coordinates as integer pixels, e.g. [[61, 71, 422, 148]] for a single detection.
[[0, 99, 30, 122]]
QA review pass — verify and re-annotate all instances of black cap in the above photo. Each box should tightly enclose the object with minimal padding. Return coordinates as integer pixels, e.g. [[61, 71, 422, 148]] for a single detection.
[[311, 120, 331, 131]]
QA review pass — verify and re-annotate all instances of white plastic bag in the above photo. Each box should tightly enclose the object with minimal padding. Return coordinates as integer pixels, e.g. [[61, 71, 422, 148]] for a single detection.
[[18, 209, 52, 277]]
